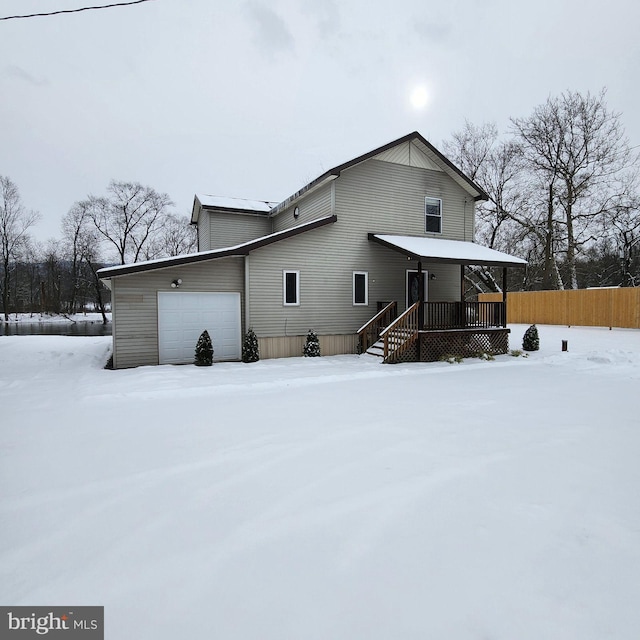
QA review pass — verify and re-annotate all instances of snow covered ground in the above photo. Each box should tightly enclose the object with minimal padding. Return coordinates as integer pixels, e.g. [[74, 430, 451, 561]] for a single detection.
[[1, 324, 639, 639], [1, 312, 110, 324]]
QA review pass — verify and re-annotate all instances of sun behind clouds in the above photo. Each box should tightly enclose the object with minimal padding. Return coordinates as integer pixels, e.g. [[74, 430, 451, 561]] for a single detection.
[[409, 85, 429, 110]]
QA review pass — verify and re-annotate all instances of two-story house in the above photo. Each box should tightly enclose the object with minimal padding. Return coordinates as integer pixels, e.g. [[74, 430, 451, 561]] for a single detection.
[[98, 132, 526, 369]]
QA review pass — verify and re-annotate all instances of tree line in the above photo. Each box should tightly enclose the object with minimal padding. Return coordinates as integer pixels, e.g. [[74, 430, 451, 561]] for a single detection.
[[0, 178, 196, 322], [2, 88, 639, 320], [443, 89, 640, 293]]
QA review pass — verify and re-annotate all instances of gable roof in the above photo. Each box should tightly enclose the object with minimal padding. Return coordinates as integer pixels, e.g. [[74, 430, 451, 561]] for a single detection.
[[192, 132, 489, 223], [98, 215, 337, 279], [269, 131, 489, 215]]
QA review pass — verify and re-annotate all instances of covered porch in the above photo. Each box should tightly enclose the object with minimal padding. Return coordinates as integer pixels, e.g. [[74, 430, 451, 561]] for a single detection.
[[359, 234, 527, 363]]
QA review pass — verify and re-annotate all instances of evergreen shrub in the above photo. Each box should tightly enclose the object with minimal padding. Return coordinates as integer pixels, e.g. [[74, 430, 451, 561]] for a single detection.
[[242, 328, 260, 363], [195, 329, 214, 366], [303, 330, 321, 357], [522, 324, 540, 351]]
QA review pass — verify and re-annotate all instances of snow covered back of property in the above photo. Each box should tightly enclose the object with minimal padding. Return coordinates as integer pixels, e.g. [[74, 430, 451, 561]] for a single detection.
[[2, 325, 640, 639]]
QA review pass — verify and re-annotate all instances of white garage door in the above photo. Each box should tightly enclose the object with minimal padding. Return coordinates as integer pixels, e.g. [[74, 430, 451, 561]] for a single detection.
[[157, 292, 241, 365]]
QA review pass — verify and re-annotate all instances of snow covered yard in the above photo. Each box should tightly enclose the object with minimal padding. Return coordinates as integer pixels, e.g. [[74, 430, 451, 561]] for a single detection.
[[1, 325, 640, 639]]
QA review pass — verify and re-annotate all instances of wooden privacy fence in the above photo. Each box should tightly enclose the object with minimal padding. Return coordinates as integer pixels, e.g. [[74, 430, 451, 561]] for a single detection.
[[479, 288, 640, 329]]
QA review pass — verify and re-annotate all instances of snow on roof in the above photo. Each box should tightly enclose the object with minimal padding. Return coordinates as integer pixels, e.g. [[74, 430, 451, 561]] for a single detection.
[[196, 195, 277, 213], [372, 235, 527, 266], [98, 215, 337, 278]]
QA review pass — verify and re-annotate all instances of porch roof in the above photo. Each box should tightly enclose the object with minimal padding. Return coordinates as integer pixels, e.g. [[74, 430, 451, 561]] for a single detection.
[[369, 234, 527, 268]]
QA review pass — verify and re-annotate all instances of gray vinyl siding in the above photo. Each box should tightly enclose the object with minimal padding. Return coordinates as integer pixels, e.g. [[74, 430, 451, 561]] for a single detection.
[[247, 158, 468, 338], [207, 212, 271, 249], [248, 223, 378, 337], [424, 263, 462, 302], [336, 159, 474, 241], [271, 183, 333, 233], [197, 211, 211, 251], [247, 228, 462, 339], [111, 257, 244, 368]]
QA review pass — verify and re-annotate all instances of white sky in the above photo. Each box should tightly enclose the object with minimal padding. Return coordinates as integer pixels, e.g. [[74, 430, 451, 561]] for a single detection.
[[1, 0, 639, 242]]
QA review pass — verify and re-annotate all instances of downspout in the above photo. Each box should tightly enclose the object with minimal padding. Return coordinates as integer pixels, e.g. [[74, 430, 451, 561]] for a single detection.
[[464, 199, 467, 242], [109, 278, 117, 368], [502, 267, 508, 327], [417, 260, 423, 361], [331, 181, 336, 216], [244, 255, 250, 334]]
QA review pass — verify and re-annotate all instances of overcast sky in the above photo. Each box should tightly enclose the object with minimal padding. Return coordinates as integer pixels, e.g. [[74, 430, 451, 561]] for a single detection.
[[1, 0, 639, 243]]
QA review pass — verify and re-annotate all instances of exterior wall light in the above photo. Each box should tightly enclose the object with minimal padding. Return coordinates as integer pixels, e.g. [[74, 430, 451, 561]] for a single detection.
[[430, 273, 437, 280], [171, 279, 182, 288]]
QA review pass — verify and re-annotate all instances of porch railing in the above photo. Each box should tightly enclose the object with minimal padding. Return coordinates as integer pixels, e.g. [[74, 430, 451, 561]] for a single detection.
[[357, 301, 397, 352], [423, 301, 505, 330], [381, 302, 420, 361]]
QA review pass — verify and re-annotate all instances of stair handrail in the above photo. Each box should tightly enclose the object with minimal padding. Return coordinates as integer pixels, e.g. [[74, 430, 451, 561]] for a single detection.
[[357, 301, 397, 352], [356, 301, 397, 335], [379, 302, 419, 337], [381, 302, 420, 360]]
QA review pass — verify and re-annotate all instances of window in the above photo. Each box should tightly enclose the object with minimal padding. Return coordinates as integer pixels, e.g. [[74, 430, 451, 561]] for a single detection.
[[353, 271, 368, 305], [425, 197, 442, 234], [283, 270, 300, 306]]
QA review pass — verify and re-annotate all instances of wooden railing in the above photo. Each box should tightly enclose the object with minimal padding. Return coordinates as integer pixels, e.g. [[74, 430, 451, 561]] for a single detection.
[[357, 301, 397, 352], [423, 301, 505, 330], [381, 302, 420, 361]]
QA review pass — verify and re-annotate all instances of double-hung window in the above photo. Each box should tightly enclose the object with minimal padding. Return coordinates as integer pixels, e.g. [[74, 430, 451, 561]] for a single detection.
[[353, 271, 368, 306], [425, 197, 442, 234], [283, 270, 300, 306]]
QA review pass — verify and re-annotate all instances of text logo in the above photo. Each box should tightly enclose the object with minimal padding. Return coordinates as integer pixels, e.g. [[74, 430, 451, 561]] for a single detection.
[[0, 607, 103, 639]]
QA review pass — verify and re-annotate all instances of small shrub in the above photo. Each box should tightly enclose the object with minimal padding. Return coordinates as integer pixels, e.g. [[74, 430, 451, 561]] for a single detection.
[[242, 328, 260, 363], [522, 324, 540, 351], [509, 349, 528, 358], [195, 329, 214, 366], [468, 350, 495, 361], [439, 353, 462, 364], [303, 330, 321, 357]]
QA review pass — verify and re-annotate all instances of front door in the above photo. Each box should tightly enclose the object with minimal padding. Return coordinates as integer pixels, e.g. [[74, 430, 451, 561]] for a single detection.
[[406, 270, 428, 308]]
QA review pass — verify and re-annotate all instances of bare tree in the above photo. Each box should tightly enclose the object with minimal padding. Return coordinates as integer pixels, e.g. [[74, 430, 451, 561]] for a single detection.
[[18, 237, 42, 315], [0, 176, 40, 320], [62, 200, 110, 321], [444, 121, 528, 292], [89, 180, 173, 264], [41, 239, 64, 314], [511, 89, 634, 289], [607, 188, 640, 286], [142, 213, 197, 260], [62, 201, 96, 313], [443, 120, 497, 183]]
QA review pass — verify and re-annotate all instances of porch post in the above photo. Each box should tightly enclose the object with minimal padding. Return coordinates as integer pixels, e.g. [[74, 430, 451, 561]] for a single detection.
[[417, 260, 424, 329], [502, 267, 508, 327], [461, 265, 466, 329]]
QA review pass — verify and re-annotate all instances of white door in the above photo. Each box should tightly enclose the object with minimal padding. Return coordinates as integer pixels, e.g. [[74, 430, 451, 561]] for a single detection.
[[157, 292, 241, 364]]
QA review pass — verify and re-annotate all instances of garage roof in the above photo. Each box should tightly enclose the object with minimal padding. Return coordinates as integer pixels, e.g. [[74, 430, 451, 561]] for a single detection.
[[98, 215, 337, 279]]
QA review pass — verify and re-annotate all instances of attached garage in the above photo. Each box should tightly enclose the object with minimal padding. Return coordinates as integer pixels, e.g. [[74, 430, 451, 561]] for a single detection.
[[157, 292, 241, 365], [97, 215, 337, 368]]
